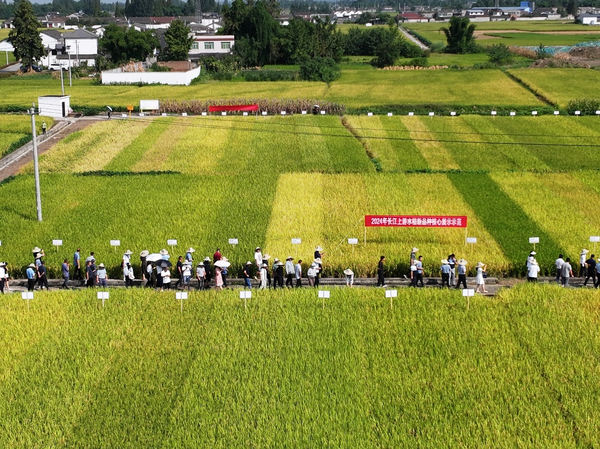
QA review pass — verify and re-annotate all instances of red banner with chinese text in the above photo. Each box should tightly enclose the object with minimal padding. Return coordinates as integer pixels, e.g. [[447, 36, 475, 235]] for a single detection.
[[208, 104, 259, 112], [365, 215, 467, 228]]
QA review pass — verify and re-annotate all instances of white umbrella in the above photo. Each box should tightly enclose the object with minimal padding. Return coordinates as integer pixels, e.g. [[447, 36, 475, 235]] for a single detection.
[[106, 105, 113, 111], [146, 253, 162, 262], [214, 260, 231, 268]]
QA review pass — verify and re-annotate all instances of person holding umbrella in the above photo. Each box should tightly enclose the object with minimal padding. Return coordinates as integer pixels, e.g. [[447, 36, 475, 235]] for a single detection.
[[214, 258, 231, 290], [214, 265, 223, 291], [106, 105, 112, 119]]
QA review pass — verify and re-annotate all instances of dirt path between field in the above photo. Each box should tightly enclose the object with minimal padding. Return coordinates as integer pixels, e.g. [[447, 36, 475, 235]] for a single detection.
[[0, 117, 102, 182]]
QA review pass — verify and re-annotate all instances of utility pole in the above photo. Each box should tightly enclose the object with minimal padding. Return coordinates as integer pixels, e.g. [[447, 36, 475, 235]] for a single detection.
[[30, 102, 43, 222]]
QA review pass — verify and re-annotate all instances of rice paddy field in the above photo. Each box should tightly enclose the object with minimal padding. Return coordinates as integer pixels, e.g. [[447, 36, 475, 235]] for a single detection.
[[0, 68, 545, 111], [508, 68, 600, 108], [0, 115, 53, 157], [404, 20, 600, 47], [0, 285, 599, 447], [1, 115, 599, 278]]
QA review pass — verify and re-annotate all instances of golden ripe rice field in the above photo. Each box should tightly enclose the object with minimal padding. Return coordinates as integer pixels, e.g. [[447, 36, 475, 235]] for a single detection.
[[3, 115, 600, 278]]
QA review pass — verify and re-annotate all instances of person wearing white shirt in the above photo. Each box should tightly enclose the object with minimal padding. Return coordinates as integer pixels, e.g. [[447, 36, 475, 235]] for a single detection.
[[528, 260, 540, 282], [254, 247, 263, 268], [259, 264, 268, 289], [160, 267, 171, 291], [580, 249, 588, 277], [527, 251, 536, 269], [285, 257, 295, 288], [196, 263, 206, 290], [0, 262, 8, 294], [98, 263, 108, 288], [555, 254, 564, 283], [295, 260, 302, 288]]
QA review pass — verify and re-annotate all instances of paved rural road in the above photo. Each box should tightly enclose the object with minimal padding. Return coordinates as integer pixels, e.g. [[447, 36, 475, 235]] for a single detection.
[[0, 63, 21, 73], [399, 26, 429, 50]]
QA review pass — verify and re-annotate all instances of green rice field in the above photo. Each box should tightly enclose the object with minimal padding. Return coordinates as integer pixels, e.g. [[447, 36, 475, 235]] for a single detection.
[[0, 285, 599, 447], [404, 20, 600, 47], [2, 115, 599, 278], [0, 115, 53, 157], [0, 68, 544, 111]]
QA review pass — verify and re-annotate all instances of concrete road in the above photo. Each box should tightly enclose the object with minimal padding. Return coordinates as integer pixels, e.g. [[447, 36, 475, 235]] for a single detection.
[[0, 62, 21, 72]]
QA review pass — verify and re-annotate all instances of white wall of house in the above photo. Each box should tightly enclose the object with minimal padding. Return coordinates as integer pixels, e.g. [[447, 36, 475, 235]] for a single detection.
[[64, 38, 98, 56], [101, 66, 201, 86], [189, 35, 234, 55]]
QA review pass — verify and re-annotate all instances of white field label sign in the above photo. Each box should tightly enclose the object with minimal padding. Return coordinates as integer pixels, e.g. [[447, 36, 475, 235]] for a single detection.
[[529, 237, 540, 244], [318, 290, 330, 298], [167, 239, 177, 246], [462, 289, 475, 297], [229, 238, 239, 245], [110, 240, 120, 246], [240, 291, 252, 299], [52, 239, 63, 246], [291, 238, 301, 244], [97, 292, 109, 299], [466, 237, 477, 244], [590, 236, 600, 243], [176, 292, 188, 300], [385, 290, 397, 298], [348, 238, 358, 245]]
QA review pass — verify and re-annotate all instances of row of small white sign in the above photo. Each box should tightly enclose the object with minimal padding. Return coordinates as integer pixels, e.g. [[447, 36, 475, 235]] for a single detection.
[[364, 111, 600, 117], [3, 236, 599, 249], [129, 111, 600, 118], [21, 289, 475, 301]]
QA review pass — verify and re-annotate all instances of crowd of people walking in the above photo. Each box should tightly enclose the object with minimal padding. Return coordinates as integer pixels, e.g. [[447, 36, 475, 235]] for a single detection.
[[0, 245, 599, 294]]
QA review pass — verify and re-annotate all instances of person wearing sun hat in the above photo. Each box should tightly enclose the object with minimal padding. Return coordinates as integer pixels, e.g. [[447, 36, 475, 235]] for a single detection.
[[203, 257, 212, 287], [243, 261, 253, 289], [580, 249, 589, 277], [475, 262, 488, 293], [295, 259, 303, 288], [123, 249, 133, 267], [456, 259, 468, 289], [140, 250, 149, 281], [254, 247, 263, 269], [528, 259, 540, 282], [285, 257, 295, 288], [313, 257, 323, 287], [259, 263, 268, 290], [527, 251, 536, 270], [273, 258, 284, 289], [440, 259, 451, 288], [410, 247, 418, 266], [98, 263, 108, 287], [196, 261, 206, 290], [344, 268, 354, 287], [186, 247, 195, 263], [26, 263, 36, 291]]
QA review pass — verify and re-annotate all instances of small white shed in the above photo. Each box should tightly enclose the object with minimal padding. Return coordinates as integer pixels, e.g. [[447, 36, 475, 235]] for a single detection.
[[38, 95, 71, 118]]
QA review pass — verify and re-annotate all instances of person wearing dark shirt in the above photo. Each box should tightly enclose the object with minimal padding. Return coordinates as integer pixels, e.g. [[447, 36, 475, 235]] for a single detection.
[[203, 257, 212, 287], [243, 261, 252, 289], [584, 254, 597, 287], [377, 255, 386, 287], [175, 256, 184, 288], [86, 261, 97, 287], [61, 259, 70, 289], [274, 260, 284, 289], [37, 260, 49, 290]]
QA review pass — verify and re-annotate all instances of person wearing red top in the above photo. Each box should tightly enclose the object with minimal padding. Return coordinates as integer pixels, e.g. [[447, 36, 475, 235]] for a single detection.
[[213, 248, 222, 263]]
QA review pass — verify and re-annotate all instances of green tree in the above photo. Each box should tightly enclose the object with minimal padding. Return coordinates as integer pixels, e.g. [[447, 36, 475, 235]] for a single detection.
[[8, 0, 44, 71], [566, 0, 578, 15], [100, 24, 159, 64], [299, 56, 340, 82], [371, 26, 403, 67], [439, 16, 477, 54], [163, 19, 194, 60]]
